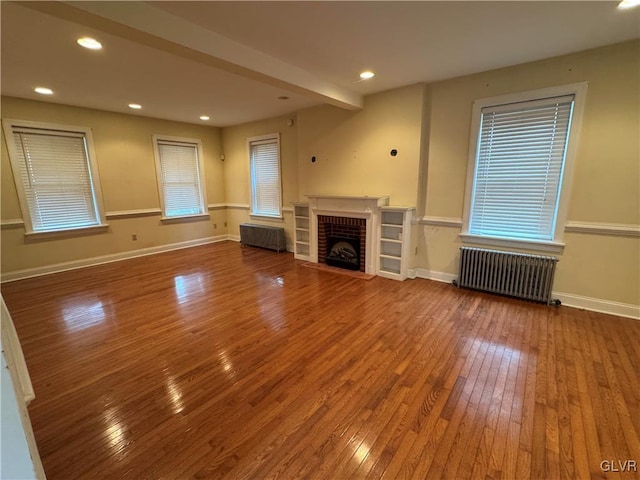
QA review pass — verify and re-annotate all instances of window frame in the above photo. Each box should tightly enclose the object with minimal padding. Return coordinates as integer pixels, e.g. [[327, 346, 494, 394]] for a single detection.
[[152, 134, 208, 221], [461, 82, 588, 253], [248, 133, 283, 219], [2, 118, 108, 237]]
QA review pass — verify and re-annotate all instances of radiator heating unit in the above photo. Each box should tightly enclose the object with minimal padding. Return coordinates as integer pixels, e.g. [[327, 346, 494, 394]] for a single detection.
[[456, 247, 559, 305], [239, 223, 286, 252]]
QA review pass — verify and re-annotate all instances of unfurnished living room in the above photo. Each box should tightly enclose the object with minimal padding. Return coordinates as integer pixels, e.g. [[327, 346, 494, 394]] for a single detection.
[[1, 1, 639, 479]]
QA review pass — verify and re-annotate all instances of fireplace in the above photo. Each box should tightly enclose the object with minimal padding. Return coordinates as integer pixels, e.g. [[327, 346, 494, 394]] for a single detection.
[[326, 236, 360, 271], [306, 195, 391, 275], [317, 215, 366, 272]]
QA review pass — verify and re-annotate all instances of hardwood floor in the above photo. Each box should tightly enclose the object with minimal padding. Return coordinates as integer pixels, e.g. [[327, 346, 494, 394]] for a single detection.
[[2, 241, 639, 480]]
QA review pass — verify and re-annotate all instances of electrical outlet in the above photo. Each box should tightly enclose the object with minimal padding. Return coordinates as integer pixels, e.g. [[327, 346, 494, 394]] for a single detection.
[[224, 222, 227, 227], [415, 247, 418, 255], [213, 223, 217, 229], [132, 234, 137, 241]]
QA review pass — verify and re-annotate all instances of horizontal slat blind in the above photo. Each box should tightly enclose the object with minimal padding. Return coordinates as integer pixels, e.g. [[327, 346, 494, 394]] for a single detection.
[[157, 141, 204, 217], [469, 95, 574, 241], [250, 138, 281, 217], [13, 130, 99, 231]]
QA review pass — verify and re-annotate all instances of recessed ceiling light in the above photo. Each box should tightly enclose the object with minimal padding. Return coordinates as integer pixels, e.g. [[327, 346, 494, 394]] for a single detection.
[[77, 37, 102, 50], [359, 71, 375, 80], [618, 0, 640, 8], [128, 103, 142, 110], [34, 87, 53, 95], [200, 115, 210, 121]]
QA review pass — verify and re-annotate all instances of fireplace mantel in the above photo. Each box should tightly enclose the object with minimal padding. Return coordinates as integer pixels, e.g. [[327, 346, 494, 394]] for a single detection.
[[306, 195, 390, 213], [305, 194, 390, 274]]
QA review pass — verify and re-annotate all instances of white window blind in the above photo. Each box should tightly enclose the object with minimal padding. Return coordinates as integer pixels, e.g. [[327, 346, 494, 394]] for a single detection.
[[469, 95, 574, 241], [12, 128, 100, 232], [250, 136, 282, 217], [156, 140, 205, 218]]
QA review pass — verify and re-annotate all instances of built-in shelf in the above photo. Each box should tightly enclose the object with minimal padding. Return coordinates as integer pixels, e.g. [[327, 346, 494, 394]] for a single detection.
[[377, 206, 415, 280], [293, 203, 312, 261]]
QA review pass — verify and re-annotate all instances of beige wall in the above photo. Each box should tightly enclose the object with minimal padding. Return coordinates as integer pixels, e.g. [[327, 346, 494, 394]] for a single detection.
[[221, 113, 298, 248], [297, 84, 424, 206], [2, 41, 638, 311], [1, 97, 226, 273], [418, 40, 640, 305]]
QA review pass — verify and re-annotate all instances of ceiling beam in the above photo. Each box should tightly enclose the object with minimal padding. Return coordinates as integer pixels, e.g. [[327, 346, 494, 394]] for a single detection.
[[23, 1, 363, 111]]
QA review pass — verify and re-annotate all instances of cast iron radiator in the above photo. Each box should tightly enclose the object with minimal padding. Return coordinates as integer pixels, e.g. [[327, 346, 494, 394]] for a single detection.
[[239, 223, 286, 252], [456, 247, 559, 304]]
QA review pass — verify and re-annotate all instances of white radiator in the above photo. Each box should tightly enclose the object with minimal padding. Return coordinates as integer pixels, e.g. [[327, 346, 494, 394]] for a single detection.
[[456, 247, 559, 304], [239, 223, 286, 252]]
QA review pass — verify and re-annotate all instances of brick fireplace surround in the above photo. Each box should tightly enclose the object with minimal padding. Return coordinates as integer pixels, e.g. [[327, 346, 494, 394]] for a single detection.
[[317, 215, 366, 272], [306, 195, 390, 275]]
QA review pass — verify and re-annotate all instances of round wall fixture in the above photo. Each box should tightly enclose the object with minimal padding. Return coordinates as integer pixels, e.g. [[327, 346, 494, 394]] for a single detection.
[[390, 149, 398, 156], [287, 119, 294, 127]]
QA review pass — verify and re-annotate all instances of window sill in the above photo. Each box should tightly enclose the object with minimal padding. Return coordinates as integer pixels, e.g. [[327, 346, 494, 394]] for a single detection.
[[25, 224, 110, 240], [459, 233, 565, 254], [250, 214, 284, 222], [160, 214, 210, 224]]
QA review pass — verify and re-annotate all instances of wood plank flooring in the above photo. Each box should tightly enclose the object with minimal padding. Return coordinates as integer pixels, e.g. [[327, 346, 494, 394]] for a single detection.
[[2, 241, 639, 479]]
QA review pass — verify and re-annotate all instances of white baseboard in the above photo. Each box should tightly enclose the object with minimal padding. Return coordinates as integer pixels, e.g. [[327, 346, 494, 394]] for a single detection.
[[1, 235, 229, 283], [415, 268, 456, 284], [552, 292, 639, 320], [414, 269, 639, 320]]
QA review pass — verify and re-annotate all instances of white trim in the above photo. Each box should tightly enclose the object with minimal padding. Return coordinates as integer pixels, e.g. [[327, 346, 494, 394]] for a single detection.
[[207, 203, 226, 211], [248, 132, 282, 218], [1, 297, 47, 480], [24, 224, 110, 239], [2, 118, 108, 234], [228, 234, 241, 242], [419, 216, 463, 227], [415, 217, 640, 238], [459, 233, 565, 253], [1, 298, 35, 404], [414, 269, 639, 320], [152, 134, 208, 220], [1, 235, 229, 283], [106, 208, 162, 219], [415, 268, 457, 283], [249, 214, 284, 222], [461, 82, 588, 246], [97, 205, 296, 216], [0, 219, 25, 228], [306, 194, 390, 202], [552, 292, 639, 320], [160, 213, 210, 223], [564, 221, 640, 237]]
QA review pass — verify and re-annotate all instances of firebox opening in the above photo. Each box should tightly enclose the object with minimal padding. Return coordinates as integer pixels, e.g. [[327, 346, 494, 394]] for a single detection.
[[326, 236, 361, 271]]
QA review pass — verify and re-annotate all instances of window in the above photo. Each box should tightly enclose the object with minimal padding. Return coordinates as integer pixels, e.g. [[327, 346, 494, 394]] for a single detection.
[[153, 135, 207, 219], [462, 83, 587, 251], [3, 119, 106, 235], [249, 133, 282, 218]]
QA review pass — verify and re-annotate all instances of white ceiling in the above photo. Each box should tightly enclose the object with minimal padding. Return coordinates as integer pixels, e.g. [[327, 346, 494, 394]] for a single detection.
[[2, 1, 639, 127]]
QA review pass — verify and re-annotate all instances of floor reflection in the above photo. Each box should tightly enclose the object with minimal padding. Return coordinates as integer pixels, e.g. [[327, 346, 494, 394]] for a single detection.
[[102, 405, 127, 451], [256, 273, 286, 331], [174, 273, 206, 305], [165, 375, 185, 414], [218, 350, 237, 381], [62, 296, 110, 332]]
